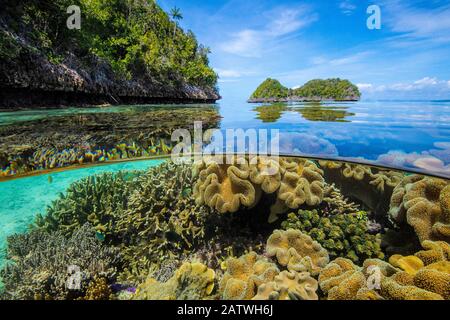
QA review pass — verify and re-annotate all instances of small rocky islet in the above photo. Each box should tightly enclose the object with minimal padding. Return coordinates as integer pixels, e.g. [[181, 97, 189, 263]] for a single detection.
[[1, 156, 448, 300], [248, 78, 361, 103]]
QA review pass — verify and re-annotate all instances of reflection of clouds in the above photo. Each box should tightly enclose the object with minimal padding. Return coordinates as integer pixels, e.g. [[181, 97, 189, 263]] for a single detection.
[[376, 142, 450, 177], [279, 132, 338, 156]]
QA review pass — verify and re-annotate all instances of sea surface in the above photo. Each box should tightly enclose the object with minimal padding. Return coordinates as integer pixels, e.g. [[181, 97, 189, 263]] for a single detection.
[[0, 99, 449, 268]]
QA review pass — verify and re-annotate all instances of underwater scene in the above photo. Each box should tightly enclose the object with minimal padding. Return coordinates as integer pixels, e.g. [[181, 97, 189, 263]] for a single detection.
[[0, 100, 449, 301], [1, 0, 450, 304]]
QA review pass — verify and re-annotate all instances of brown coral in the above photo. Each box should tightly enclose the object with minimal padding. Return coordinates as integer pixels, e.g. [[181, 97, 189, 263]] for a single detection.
[[269, 160, 324, 222], [415, 240, 450, 265], [193, 156, 257, 213], [369, 171, 404, 193], [266, 229, 329, 276], [134, 262, 215, 300], [389, 176, 450, 242], [219, 252, 279, 300], [253, 271, 318, 300]]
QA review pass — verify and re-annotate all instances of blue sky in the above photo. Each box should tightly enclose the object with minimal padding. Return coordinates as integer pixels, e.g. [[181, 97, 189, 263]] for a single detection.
[[158, 0, 450, 101]]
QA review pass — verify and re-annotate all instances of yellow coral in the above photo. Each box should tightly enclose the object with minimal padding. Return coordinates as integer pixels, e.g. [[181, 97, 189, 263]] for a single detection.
[[415, 240, 450, 265], [369, 171, 403, 193], [219, 252, 279, 300], [266, 229, 329, 276], [413, 269, 450, 300], [389, 255, 424, 275], [134, 262, 215, 300], [380, 276, 443, 300], [193, 156, 257, 214], [342, 163, 370, 181], [249, 156, 282, 194], [252, 271, 318, 300]]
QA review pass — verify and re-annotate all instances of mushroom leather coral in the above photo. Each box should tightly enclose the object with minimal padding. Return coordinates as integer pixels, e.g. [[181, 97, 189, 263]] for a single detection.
[[389, 176, 449, 242], [415, 240, 450, 265], [266, 229, 329, 276], [249, 156, 282, 194], [193, 156, 257, 214], [269, 160, 324, 223], [252, 270, 318, 300], [219, 252, 279, 300], [134, 262, 215, 300]]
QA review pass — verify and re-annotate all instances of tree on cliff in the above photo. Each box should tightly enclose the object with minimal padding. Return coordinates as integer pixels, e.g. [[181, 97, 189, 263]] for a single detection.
[[170, 7, 183, 37], [0, 0, 218, 90], [250, 78, 289, 100]]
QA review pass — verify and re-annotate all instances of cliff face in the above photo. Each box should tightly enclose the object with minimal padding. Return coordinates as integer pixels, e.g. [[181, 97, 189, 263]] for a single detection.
[[0, 1, 220, 110], [0, 41, 220, 109]]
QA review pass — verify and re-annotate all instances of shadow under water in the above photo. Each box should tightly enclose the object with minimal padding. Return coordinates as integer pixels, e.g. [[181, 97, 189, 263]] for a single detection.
[[0, 155, 448, 300]]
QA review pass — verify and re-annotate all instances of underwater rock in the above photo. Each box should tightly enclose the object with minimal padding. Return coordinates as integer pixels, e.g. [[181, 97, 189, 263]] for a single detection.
[[266, 229, 329, 276], [281, 209, 384, 264], [0, 224, 120, 300], [219, 252, 279, 300], [389, 176, 450, 242], [133, 262, 215, 300]]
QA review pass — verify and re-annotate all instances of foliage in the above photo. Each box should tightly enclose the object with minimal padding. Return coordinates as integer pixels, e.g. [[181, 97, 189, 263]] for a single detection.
[[250, 78, 289, 100], [0, 0, 218, 88], [293, 78, 361, 100]]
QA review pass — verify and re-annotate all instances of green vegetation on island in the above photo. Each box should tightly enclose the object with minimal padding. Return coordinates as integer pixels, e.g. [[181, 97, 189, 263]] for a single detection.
[[249, 78, 361, 102], [0, 0, 219, 108]]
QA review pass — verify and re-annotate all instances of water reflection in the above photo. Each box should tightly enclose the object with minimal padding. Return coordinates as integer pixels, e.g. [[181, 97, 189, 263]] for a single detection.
[[253, 102, 355, 123]]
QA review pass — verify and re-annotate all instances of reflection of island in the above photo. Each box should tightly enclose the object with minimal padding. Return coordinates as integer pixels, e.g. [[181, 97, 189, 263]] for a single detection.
[[253, 104, 289, 122], [295, 103, 355, 122], [253, 103, 355, 123]]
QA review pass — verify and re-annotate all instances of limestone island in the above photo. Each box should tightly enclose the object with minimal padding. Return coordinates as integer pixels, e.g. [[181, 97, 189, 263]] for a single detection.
[[0, 1, 220, 109], [248, 78, 361, 103]]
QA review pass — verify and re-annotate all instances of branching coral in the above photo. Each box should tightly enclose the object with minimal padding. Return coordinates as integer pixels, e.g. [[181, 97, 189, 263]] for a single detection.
[[252, 270, 318, 300], [116, 162, 214, 283], [219, 252, 279, 300], [34, 171, 142, 238], [133, 262, 215, 300], [266, 229, 329, 276], [389, 176, 450, 242], [281, 209, 384, 263], [322, 183, 361, 215], [0, 224, 120, 300]]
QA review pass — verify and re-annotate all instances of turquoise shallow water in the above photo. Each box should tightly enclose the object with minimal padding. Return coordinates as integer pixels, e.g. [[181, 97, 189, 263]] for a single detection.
[[0, 159, 166, 267]]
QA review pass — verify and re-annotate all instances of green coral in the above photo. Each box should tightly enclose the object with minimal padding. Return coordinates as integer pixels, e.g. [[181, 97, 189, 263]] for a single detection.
[[34, 171, 143, 239], [0, 224, 120, 300], [281, 209, 384, 263]]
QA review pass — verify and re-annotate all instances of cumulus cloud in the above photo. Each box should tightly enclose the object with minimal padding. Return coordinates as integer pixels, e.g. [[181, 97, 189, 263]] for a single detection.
[[358, 77, 450, 97], [221, 6, 318, 57]]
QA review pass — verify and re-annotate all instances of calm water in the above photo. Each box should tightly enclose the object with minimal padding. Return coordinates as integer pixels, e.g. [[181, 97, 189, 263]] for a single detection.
[[0, 99, 449, 266]]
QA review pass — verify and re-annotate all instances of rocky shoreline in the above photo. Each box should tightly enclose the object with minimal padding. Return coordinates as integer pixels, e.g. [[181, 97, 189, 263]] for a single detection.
[[0, 47, 220, 110], [247, 96, 360, 103]]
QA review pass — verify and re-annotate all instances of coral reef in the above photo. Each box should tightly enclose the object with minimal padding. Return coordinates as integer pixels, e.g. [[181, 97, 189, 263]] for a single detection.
[[219, 252, 279, 300], [35, 171, 143, 238], [0, 224, 120, 300], [253, 270, 318, 300], [194, 156, 257, 214], [266, 229, 329, 276], [389, 176, 450, 242], [281, 209, 384, 263], [81, 277, 113, 300], [133, 262, 215, 300]]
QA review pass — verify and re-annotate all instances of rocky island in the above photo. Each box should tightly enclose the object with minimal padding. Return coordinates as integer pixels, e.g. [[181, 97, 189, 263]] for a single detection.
[[0, 0, 220, 109], [248, 78, 361, 103]]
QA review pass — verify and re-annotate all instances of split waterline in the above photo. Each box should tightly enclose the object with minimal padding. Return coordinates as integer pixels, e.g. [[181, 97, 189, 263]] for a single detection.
[[0, 158, 166, 268]]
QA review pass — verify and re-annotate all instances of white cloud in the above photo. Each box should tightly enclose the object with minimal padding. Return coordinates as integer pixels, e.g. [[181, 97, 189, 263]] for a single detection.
[[339, 1, 357, 16], [382, 1, 450, 43], [357, 83, 373, 90], [221, 6, 317, 57], [358, 77, 450, 93]]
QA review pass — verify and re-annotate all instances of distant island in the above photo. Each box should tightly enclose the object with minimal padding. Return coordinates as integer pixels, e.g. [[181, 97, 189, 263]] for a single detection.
[[248, 78, 361, 103]]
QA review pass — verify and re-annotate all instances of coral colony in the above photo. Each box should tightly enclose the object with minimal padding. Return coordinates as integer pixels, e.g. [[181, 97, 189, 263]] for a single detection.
[[1, 156, 448, 300]]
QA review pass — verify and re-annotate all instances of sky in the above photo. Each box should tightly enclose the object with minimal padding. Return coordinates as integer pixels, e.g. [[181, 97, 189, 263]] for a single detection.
[[158, 0, 450, 101]]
